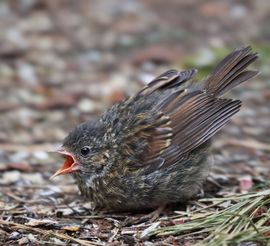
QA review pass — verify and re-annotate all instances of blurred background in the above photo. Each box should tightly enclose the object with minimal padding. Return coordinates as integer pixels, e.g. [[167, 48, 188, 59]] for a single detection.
[[0, 0, 269, 206]]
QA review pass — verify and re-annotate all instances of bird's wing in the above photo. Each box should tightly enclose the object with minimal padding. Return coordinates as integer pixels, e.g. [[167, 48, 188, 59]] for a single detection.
[[110, 69, 197, 172], [138, 69, 197, 96], [113, 46, 258, 173], [159, 92, 241, 169], [119, 88, 241, 172], [113, 68, 240, 172]]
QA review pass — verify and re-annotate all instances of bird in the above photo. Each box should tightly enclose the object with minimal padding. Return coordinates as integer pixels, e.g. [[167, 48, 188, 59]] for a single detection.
[[51, 46, 258, 211]]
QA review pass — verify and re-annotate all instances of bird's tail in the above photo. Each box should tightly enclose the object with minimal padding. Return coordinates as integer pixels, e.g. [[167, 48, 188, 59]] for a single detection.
[[204, 46, 258, 97]]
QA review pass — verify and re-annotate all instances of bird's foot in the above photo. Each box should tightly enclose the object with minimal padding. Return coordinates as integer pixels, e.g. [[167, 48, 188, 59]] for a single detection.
[[140, 205, 166, 223]]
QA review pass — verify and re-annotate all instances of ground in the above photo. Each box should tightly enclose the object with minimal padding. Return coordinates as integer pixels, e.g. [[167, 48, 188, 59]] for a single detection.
[[0, 1, 270, 245]]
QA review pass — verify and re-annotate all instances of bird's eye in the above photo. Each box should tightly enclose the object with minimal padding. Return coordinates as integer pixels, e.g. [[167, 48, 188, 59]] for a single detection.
[[80, 146, 90, 156]]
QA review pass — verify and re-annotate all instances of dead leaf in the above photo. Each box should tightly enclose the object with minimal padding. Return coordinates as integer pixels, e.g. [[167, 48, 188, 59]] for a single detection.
[[62, 225, 81, 232]]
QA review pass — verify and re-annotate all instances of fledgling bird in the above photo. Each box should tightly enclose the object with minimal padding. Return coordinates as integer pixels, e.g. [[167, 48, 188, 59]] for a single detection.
[[52, 46, 258, 211]]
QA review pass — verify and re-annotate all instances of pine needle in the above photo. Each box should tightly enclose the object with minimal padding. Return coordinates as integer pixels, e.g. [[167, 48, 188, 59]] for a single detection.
[[147, 189, 270, 245]]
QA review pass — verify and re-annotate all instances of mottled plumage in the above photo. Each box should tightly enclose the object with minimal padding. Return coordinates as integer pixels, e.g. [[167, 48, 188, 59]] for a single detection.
[[53, 46, 258, 210]]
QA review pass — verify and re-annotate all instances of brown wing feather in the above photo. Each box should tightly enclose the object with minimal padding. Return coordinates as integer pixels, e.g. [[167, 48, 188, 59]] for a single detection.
[[122, 46, 258, 172], [143, 113, 172, 162], [139, 69, 197, 96], [157, 93, 241, 167], [204, 46, 258, 97], [123, 111, 172, 171]]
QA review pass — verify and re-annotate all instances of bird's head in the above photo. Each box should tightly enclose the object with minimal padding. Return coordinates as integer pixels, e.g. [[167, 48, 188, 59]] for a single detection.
[[51, 121, 109, 180]]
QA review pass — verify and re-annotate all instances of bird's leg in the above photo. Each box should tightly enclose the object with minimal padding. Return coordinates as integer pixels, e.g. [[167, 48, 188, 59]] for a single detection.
[[140, 204, 166, 222]]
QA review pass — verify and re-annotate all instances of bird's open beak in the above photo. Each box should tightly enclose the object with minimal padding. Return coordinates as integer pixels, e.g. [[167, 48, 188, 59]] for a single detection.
[[50, 149, 79, 179]]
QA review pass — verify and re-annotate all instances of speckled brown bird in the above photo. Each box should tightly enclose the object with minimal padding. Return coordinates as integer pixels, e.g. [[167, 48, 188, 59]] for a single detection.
[[52, 46, 258, 211]]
